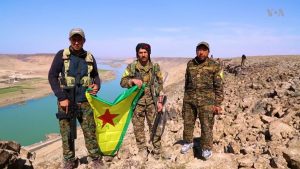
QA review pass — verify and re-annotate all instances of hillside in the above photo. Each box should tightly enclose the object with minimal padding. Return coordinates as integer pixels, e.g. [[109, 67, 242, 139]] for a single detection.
[[1, 55, 299, 169]]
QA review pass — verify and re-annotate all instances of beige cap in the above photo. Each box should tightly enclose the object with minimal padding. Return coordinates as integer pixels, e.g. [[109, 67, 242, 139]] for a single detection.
[[69, 28, 85, 39], [196, 41, 210, 50]]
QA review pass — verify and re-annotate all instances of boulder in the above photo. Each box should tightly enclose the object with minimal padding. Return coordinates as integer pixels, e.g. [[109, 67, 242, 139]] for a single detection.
[[0, 141, 21, 153], [0, 141, 33, 169], [269, 121, 295, 141], [283, 149, 300, 169], [237, 155, 255, 168], [0, 149, 12, 168]]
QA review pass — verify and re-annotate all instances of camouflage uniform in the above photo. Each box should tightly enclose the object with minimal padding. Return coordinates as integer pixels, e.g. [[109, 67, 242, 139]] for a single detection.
[[58, 102, 101, 161], [182, 57, 224, 150], [48, 49, 102, 162], [120, 60, 163, 154]]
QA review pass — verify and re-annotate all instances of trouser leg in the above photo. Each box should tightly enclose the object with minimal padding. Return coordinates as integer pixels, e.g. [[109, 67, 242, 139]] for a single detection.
[[198, 105, 215, 150], [132, 104, 147, 150], [182, 102, 197, 143], [78, 102, 101, 159]]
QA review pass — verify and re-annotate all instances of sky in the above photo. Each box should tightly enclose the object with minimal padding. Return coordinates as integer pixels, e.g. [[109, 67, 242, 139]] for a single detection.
[[0, 0, 299, 58]]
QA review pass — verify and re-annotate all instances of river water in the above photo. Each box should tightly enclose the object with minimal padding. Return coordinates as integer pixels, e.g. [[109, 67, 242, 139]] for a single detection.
[[0, 63, 126, 146]]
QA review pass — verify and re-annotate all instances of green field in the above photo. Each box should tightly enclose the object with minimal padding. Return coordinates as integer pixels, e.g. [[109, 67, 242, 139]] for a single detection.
[[0, 78, 45, 98]]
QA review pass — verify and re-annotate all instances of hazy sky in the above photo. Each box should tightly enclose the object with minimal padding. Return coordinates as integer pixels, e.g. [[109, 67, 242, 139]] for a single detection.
[[1, 0, 299, 58]]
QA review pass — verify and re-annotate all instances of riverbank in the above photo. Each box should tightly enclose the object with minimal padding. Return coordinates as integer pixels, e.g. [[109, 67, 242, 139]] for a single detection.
[[0, 55, 116, 107]]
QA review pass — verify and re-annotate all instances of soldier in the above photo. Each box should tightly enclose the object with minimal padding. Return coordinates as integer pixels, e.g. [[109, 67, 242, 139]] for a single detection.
[[48, 28, 105, 169], [180, 41, 224, 160], [241, 54, 246, 67], [120, 43, 164, 160]]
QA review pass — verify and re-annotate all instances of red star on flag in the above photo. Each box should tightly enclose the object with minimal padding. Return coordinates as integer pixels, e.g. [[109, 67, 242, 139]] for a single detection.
[[98, 109, 118, 128]]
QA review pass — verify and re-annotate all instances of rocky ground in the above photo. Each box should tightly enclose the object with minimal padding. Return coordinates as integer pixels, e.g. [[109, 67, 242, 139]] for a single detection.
[[162, 56, 300, 169], [2, 55, 299, 168]]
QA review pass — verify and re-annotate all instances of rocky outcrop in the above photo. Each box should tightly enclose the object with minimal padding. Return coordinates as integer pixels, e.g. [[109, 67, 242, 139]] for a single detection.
[[163, 56, 300, 169], [0, 141, 35, 169]]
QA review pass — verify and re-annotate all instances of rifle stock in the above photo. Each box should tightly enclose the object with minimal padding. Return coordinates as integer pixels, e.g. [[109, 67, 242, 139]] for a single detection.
[[150, 95, 167, 142]]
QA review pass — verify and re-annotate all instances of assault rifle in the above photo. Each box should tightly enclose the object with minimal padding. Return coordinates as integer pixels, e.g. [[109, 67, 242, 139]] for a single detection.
[[150, 95, 167, 142], [56, 86, 80, 152]]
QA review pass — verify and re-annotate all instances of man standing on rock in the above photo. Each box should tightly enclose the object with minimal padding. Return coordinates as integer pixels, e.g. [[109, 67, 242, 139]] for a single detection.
[[48, 28, 105, 168], [180, 41, 224, 160], [120, 43, 165, 160]]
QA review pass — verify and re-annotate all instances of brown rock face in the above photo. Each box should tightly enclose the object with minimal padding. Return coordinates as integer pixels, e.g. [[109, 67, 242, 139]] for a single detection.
[[0, 141, 34, 169]]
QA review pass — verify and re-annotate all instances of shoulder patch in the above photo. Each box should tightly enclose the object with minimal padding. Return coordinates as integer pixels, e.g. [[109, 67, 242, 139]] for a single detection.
[[122, 69, 130, 78]]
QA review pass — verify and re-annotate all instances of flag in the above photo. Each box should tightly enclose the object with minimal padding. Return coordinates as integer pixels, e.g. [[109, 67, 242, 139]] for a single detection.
[[85, 85, 145, 156]]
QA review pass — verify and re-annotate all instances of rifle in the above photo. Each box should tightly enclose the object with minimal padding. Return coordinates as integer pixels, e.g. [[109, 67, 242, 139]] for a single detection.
[[149, 66, 169, 142], [150, 95, 167, 142], [56, 86, 80, 152]]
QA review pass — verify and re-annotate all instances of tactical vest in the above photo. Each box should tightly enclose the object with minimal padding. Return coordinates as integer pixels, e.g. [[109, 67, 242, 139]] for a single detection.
[[129, 60, 160, 97], [129, 60, 159, 78], [61, 48, 94, 88]]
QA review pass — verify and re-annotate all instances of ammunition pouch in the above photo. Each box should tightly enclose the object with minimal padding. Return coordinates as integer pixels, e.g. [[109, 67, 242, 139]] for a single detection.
[[59, 76, 92, 88]]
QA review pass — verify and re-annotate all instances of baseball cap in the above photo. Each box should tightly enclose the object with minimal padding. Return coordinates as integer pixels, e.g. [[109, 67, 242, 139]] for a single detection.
[[69, 28, 85, 39], [196, 41, 210, 50]]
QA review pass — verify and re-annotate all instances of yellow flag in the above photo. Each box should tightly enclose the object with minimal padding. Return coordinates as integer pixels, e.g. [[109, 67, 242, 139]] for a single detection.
[[85, 85, 145, 156]]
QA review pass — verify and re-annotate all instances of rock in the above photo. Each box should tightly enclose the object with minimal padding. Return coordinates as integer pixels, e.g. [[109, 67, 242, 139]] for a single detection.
[[283, 148, 300, 169], [269, 121, 295, 141], [266, 89, 278, 98], [279, 82, 292, 90], [249, 83, 263, 90], [239, 98, 254, 111], [261, 115, 276, 123], [0, 141, 21, 153], [225, 142, 240, 154], [254, 156, 271, 169], [240, 145, 255, 155], [287, 138, 300, 149], [270, 156, 288, 169], [252, 99, 269, 114], [0, 141, 33, 169], [20, 148, 36, 161], [168, 120, 181, 133], [184, 153, 238, 169], [0, 149, 12, 168], [238, 155, 255, 167], [251, 118, 263, 129], [283, 138, 300, 169]]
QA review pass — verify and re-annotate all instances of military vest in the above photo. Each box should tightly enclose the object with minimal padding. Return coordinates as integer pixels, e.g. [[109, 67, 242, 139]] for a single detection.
[[61, 48, 94, 88], [129, 60, 160, 97]]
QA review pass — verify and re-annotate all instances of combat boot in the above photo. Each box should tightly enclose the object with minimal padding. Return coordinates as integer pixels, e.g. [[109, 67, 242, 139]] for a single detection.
[[90, 157, 106, 169]]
